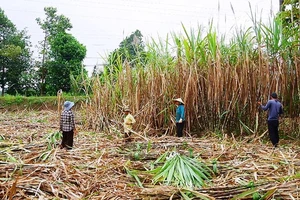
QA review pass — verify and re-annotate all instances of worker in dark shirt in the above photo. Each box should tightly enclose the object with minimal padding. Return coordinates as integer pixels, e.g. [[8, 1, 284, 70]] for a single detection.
[[258, 92, 283, 148]]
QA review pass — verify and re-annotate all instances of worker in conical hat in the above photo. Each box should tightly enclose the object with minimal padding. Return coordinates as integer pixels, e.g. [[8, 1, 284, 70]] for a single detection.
[[173, 98, 185, 137], [123, 107, 136, 142]]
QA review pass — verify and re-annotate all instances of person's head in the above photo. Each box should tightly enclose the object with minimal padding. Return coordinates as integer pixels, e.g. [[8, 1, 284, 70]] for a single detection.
[[124, 107, 131, 114], [63, 101, 75, 111], [173, 98, 184, 105], [271, 92, 278, 99]]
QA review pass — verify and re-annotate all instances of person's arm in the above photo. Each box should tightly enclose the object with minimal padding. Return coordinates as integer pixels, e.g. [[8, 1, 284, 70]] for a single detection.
[[70, 112, 76, 132], [258, 101, 270, 111], [279, 104, 284, 115], [179, 106, 184, 123], [131, 115, 136, 124], [181, 106, 185, 119]]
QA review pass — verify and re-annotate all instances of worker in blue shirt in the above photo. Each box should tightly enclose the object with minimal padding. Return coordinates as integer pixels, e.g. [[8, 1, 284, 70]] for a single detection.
[[258, 92, 283, 148], [173, 98, 185, 137]]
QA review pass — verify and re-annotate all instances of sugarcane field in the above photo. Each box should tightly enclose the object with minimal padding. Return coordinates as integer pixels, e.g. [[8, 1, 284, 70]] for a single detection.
[[0, 94, 299, 200], [1, 1, 300, 199]]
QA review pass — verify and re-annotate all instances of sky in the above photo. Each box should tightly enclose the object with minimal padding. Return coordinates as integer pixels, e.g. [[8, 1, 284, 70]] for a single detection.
[[1, 0, 279, 74]]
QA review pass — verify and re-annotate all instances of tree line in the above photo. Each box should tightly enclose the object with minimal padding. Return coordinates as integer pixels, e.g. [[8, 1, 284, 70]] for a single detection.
[[0, 7, 87, 96], [0, 1, 299, 96], [0, 6, 146, 96]]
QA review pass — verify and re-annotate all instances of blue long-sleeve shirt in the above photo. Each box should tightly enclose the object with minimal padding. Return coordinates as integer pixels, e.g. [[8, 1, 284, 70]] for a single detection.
[[175, 104, 185, 122], [261, 99, 283, 121]]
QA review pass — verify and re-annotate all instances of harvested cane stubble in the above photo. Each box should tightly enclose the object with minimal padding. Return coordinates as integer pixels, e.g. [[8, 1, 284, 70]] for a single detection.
[[0, 110, 299, 199]]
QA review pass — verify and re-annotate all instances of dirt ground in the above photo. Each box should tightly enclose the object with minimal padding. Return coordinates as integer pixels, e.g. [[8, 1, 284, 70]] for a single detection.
[[0, 110, 299, 199]]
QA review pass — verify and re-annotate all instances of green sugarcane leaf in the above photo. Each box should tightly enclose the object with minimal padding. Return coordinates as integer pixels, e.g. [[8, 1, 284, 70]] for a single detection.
[[231, 188, 258, 200], [182, 165, 202, 187], [166, 157, 177, 184], [124, 166, 144, 188], [154, 152, 168, 164], [181, 160, 194, 187], [40, 150, 52, 161], [152, 152, 213, 188], [179, 190, 193, 200], [6, 152, 18, 163], [260, 188, 276, 199], [188, 168, 205, 187], [239, 119, 254, 134], [184, 157, 209, 180], [177, 157, 187, 184], [153, 161, 174, 183], [181, 189, 215, 200]]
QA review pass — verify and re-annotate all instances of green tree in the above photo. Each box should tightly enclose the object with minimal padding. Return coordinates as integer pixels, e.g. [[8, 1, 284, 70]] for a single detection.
[[6, 31, 35, 95], [276, 0, 300, 62], [0, 8, 33, 96], [277, 0, 300, 37], [106, 29, 146, 74], [36, 7, 72, 95], [36, 7, 86, 95], [36, 7, 72, 36], [46, 32, 86, 94], [279, 0, 299, 23], [119, 29, 145, 64]]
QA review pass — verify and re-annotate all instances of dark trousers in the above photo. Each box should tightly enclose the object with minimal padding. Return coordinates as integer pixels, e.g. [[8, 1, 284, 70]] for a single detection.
[[176, 122, 185, 137], [61, 130, 74, 149], [124, 132, 132, 142], [267, 120, 279, 146]]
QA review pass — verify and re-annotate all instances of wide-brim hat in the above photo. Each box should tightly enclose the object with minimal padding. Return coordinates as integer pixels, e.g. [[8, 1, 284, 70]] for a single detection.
[[123, 107, 131, 112], [173, 98, 184, 104], [64, 101, 75, 111]]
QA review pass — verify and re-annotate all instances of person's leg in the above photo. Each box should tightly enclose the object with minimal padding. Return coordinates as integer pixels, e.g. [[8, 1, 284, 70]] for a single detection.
[[273, 120, 279, 146], [268, 120, 278, 146], [61, 131, 67, 148], [124, 132, 131, 142], [176, 123, 180, 137], [176, 122, 184, 137], [180, 121, 185, 137], [65, 130, 74, 149]]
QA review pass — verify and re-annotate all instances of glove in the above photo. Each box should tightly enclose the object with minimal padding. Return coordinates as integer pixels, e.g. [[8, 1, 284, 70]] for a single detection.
[[179, 118, 183, 123]]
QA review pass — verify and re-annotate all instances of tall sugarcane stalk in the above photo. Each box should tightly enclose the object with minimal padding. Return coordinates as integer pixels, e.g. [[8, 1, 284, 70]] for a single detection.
[[57, 89, 62, 121], [84, 15, 300, 136]]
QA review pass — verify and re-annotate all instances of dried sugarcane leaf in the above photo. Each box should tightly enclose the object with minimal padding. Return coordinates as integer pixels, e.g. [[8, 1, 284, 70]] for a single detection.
[[8, 176, 18, 200]]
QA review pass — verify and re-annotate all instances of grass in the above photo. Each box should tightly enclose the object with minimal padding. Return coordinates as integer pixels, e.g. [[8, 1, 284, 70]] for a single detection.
[[0, 95, 87, 110]]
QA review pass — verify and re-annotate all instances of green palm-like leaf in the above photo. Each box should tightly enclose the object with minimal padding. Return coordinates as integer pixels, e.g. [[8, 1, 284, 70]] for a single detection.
[[152, 152, 212, 188]]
